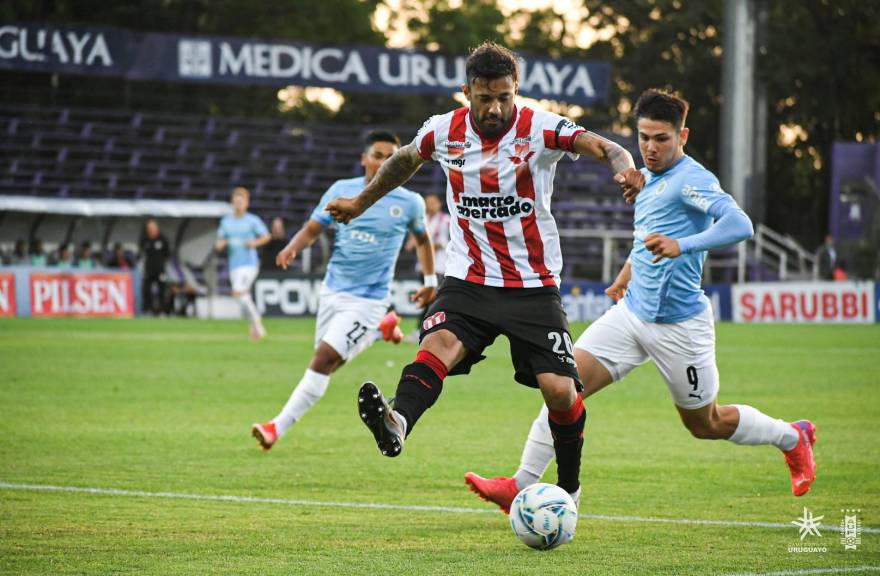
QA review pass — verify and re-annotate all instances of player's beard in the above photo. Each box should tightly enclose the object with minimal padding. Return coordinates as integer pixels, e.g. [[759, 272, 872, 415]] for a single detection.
[[476, 112, 508, 138]]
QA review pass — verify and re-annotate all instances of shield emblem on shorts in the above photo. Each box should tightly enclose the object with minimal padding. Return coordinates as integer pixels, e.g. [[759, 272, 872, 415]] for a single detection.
[[423, 311, 446, 331]]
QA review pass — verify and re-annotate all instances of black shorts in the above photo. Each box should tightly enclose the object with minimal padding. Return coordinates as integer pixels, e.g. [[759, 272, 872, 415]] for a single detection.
[[420, 277, 580, 389]]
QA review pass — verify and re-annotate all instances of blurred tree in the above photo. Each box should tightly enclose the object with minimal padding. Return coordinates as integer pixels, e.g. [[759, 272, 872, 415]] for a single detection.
[[575, 1, 725, 173], [406, 0, 510, 52], [2, 0, 387, 117], [760, 0, 880, 246], [507, 0, 878, 246], [3, 0, 384, 42]]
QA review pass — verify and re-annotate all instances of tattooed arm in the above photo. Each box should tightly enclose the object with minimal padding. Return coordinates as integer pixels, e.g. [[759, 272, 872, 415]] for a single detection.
[[572, 131, 645, 203], [326, 143, 427, 224]]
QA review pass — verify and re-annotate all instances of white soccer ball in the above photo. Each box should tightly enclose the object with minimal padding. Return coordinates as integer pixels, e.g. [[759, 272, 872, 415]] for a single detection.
[[509, 482, 578, 550]]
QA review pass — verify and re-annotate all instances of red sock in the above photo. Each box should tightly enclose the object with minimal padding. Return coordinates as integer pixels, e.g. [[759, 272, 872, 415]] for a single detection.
[[548, 396, 585, 426], [415, 350, 448, 380]]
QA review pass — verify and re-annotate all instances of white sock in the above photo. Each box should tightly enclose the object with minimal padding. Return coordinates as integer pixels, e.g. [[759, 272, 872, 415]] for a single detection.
[[513, 404, 555, 490], [272, 369, 331, 436], [569, 487, 581, 509], [238, 294, 261, 327], [728, 404, 799, 451], [392, 410, 408, 438]]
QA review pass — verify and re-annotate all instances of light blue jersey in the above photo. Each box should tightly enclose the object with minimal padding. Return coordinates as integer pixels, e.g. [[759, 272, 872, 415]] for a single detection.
[[218, 212, 269, 270], [311, 177, 426, 300], [625, 155, 752, 323]]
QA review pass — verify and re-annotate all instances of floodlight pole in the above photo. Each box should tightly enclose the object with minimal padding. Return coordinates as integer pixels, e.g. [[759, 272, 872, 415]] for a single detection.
[[722, 0, 768, 282], [720, 0, 756, 215]]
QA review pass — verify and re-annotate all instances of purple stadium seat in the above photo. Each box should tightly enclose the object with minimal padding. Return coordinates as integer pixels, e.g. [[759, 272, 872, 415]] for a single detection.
[[0, 103, 634, 282]]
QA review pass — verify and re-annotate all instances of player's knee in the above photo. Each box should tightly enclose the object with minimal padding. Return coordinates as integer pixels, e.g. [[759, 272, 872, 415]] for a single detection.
[[420, 330, 465, 366], [682, 415, 724, 440], [538, 375, 576, 411], [311, 347, 344, 374]]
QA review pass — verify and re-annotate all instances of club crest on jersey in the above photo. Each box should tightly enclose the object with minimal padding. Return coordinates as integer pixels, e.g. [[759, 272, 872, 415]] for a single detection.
[[423, 311, 446, 331], [655, 180, 668, 196], [508, 151, 535, 166], [389, 205, 403, 218]]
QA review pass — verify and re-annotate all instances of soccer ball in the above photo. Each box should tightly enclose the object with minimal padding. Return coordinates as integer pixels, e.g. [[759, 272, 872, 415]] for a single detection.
[[509, 482, 578, 550]]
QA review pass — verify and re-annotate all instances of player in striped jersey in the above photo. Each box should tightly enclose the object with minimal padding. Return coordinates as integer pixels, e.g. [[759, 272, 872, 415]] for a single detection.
[[327, 42, 645, 504]]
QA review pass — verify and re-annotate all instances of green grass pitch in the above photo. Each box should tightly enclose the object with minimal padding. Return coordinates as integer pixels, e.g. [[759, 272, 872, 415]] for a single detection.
[[1, 317, 878, 575]]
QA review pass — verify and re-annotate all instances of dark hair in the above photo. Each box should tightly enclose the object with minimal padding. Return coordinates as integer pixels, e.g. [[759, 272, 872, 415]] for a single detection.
[[365, 130, 400, 149], [466, 42, 519, 85], [633, 89, 690, 130]]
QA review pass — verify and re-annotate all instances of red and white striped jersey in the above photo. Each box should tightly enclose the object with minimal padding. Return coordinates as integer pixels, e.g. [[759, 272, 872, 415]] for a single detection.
[[413, 106, 585, 288]]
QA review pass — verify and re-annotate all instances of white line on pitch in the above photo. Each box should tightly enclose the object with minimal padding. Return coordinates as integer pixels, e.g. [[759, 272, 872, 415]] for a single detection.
[[1, 481, 878, 535], [722, 566, 880, 576]]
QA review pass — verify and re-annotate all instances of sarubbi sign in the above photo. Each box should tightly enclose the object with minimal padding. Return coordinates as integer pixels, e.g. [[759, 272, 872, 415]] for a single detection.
[[732, 282, 875, 323]]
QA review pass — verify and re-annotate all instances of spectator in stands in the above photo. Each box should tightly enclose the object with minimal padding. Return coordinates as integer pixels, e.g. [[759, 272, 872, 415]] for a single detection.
[[8, 239, 28, 265], [77, 241, 97, 269], [261, 217, 288, 270], [106, 242, 135, 270], [166, 256, 203, 317], [404, 192, 450, 341], [29, 239, 47, 267], [833, 258, 848, 281], [409, 193, 449, 276], [141, 219, 171, 315], [55, 243, 75, 269], [815, 234, 837, 280]]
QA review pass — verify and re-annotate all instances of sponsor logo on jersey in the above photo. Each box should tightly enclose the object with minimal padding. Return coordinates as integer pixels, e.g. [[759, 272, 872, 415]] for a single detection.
[[349, 229, 378, 244], [446, 156, 466, 168], [441, 140, 471, 149], [681, 184, 710, 210], [455, 194, 533, 221], [512, 136, 531, 145]]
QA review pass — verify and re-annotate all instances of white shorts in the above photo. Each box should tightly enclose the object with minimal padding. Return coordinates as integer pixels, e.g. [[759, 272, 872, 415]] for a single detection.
[[315, 284, 388, 361], [574, 299, 718, 410], [230, 266, 259, 294]]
